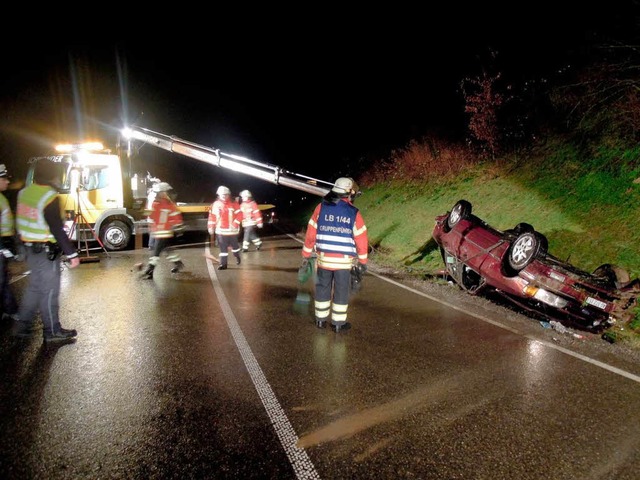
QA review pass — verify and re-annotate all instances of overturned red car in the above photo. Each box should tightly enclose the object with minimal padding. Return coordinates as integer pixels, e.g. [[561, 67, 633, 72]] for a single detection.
[[432, 200, 640, 330]]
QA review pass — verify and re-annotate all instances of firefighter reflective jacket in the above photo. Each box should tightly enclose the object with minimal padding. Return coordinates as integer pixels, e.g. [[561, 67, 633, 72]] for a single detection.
[[148, 195, 184, 239], [302, 197, 368, 271], [240, 200, 263, 228], [208, 198, 241, 236]]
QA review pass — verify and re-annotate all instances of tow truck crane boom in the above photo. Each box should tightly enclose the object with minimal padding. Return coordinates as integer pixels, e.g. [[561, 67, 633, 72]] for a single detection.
[[121, 126, 333, 197]]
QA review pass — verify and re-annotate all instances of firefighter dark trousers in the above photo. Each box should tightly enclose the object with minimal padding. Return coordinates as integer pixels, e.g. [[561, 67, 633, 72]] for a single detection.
[[152, 237, 171, 258], [242, 225, 262, 251], [314, 268, 350, 324], [217, 234, 241, 267]]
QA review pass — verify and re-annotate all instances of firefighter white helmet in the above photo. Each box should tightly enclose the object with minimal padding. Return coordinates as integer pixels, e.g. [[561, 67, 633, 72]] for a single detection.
[[216, 186, 231, 196], [331, 177, 358, 196], [239, 190, 252, 200], [152, 182, 172, 193]]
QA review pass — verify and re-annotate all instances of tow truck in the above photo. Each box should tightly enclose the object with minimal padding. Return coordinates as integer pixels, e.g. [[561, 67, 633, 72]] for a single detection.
[[25, 127, 333, 251]]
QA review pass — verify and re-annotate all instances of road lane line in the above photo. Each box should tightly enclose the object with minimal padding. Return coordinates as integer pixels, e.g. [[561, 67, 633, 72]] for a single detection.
[[205, 249, 321, 480], [286, 233, 640, 384], [372, 272, 640, 384]]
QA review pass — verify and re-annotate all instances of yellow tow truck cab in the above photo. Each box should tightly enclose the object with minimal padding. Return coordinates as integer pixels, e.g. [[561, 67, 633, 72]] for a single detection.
[[26, 141, 210, 251]]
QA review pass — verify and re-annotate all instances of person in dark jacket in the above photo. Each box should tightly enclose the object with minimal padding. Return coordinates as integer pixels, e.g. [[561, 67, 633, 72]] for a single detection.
[[300, 177, 368, 333], [0, 164, 18, 322], [12, 158, 80, 342]]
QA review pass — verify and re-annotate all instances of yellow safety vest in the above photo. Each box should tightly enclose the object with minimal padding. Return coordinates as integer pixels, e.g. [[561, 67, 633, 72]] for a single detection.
[[0, 192, 15, 237], [16, 184, 58, 243]]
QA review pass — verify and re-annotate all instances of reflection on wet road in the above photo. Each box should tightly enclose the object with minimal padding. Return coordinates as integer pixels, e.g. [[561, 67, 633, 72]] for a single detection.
[[0, 230, 639, 479]]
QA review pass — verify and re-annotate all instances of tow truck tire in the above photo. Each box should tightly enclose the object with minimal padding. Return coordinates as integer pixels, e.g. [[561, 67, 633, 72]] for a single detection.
[[100, 220, 131, 251]]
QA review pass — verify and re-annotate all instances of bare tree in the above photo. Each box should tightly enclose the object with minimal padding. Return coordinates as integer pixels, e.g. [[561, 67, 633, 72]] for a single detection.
[[460, 71, 508, 160]]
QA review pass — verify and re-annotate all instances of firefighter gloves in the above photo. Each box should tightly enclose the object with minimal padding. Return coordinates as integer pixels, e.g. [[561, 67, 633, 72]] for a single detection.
[[350, 263, 367, 293], [298, 258, 312, 284]]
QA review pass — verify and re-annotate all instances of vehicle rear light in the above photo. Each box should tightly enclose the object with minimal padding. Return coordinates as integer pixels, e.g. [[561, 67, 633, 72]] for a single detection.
[[523, 285, 569, 308]]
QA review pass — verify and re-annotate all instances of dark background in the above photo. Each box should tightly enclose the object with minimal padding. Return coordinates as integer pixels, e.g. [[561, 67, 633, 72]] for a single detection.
[[0, 4, 635, 206]]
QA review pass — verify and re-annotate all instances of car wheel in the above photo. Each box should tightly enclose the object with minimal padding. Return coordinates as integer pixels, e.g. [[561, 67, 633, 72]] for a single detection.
[[513, 222, 534, 234], [506, 231, 548, 273], [593, 264, 631, 289], [444, 200, 472, 232]]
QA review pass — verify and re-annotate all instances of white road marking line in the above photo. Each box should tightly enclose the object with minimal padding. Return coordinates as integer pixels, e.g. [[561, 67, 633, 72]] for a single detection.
[[205, 247, 320, 480], [287, 232, 640, 384], [373, 272, 640, 384]]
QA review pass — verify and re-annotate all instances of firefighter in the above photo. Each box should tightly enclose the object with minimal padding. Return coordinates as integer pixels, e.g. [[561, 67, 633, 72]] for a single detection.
[[239, 190, 263, 252], [300, 177, 368, 332], [208, 186, 242, 270], [142, 182, 185, 279]]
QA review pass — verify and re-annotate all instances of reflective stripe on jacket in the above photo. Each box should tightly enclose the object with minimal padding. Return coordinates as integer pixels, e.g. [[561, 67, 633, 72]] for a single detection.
[[148, 196, 184, 239], [240, 200, 263, 227], [208, 198, 241, 235], [302, 198, 368, 271]]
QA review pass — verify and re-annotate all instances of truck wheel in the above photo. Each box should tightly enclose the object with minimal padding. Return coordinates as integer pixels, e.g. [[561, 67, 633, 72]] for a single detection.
[[100, 220, 131, 251]]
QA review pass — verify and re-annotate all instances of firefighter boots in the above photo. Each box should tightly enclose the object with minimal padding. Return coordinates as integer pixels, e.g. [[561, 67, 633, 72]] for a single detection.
[[171, 260, 185, 273], [143, 264, 155, 279], [315, 319, 326, 329], [218, 264, 228, 270], [331, 322, 351, 333]]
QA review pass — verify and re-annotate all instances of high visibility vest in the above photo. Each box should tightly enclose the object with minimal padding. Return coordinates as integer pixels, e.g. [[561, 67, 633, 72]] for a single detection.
[[0, 192, 15, 237], [16, 184, 58, 243], [303, 197, 368, 271], [315, 200, 358, 257]]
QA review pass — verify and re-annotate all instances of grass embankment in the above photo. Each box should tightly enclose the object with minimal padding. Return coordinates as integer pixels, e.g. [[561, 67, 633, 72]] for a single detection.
[[297, 137, 640, 344]]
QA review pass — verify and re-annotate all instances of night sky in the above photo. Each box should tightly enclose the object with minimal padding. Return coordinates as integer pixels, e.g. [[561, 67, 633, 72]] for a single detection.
[[1, 4, 636, 205]]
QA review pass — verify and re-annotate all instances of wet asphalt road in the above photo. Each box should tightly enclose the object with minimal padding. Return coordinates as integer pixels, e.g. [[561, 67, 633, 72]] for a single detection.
[[0, 229, 639, 479]]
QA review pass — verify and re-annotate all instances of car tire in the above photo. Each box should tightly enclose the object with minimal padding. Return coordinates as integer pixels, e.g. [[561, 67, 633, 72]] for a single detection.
[[505, 231, 548, 273], [513, 222, 534, 234], [593, 263, 631, 289], [444, 200, 472, 232]]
